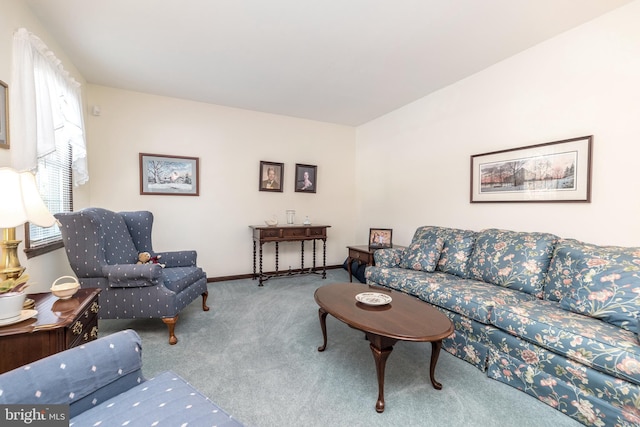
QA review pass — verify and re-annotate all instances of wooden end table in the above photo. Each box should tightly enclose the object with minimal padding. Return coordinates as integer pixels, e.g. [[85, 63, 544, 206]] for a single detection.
[[0, 288, 101, 374], [314, 283, 454, 413], [346, 245, 404, 282]]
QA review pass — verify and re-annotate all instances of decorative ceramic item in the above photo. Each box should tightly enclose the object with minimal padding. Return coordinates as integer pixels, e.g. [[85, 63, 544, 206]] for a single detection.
[[51, 276, 80, 299], [355, 292, 392, 306], [264, 215, 278, 226], [303, 216, 311, 225], [0, 291, 27, 321]]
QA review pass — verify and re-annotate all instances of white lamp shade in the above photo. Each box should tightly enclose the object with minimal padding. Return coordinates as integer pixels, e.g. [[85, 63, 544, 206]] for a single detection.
[[0, 167, 57, 228]]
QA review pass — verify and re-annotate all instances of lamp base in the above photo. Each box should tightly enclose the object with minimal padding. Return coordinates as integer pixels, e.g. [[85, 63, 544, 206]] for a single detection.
[[1, 227, 26, 281]]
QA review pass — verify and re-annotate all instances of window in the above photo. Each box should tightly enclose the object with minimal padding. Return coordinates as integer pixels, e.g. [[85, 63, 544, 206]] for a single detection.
[[11, 28, 87, 257], [25, 141, 73, 257]]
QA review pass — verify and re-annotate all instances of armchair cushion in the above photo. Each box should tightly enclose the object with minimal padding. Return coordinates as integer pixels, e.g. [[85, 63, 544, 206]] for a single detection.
[[102, 264, 162, 287], [156, 250, 198, 268], [98, 210, 140, 265], [162, 266, 207, 293]]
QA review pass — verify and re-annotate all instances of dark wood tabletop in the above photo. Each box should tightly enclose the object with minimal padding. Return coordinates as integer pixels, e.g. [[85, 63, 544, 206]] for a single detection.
[[314, 282, 453, 342]]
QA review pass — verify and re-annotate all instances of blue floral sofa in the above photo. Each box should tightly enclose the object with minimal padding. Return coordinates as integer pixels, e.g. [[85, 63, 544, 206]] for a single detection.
[[0, 330, 244, 427], [365, 226, 640, 427]]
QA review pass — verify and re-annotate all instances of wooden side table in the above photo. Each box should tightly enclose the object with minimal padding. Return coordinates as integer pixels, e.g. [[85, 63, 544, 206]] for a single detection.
[[346, 245, 377, 283], [250, 224, 331, 286], [346, 245, 405, 282], [0, 288, 100, 374]]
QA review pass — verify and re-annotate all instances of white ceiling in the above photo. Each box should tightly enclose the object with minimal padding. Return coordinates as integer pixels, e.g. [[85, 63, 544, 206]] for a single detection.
[[25, 0, 633, 126]]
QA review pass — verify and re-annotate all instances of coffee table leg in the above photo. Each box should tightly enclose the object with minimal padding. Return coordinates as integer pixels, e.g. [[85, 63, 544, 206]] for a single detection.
[[369, 343, 392, 413], [429, 339, 443, 390], [317, 308, 328, 352]]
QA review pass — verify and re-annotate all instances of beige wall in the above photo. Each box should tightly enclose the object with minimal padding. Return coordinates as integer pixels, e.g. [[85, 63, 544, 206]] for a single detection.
[[85, 86, 357, 278], [3, 0, 640, 291], [356, 1, 640, 247]]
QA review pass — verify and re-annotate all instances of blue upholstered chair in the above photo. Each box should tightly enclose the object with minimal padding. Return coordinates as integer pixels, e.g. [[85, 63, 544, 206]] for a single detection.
[[55, 207, 209, 344]]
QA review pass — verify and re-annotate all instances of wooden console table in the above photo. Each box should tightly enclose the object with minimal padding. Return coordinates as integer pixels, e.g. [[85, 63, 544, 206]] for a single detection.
[[250, 224, 331, 285], [0, 288, 100, 374]]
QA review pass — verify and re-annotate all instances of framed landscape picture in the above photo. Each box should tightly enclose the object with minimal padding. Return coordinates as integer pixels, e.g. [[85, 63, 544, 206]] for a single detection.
[[369, 228, 393, 249], [470, 136, 592, 203], [259, 161, 284, 192], [139, 153, 199, 196], [0, 80, 8, 149]]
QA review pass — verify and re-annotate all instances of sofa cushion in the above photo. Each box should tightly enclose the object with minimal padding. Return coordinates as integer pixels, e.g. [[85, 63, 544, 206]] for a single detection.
[[70, 371, 244, 426], [544, 239, 640, 331], [468, 228, 558, 296], [411, 226, 476, 278], [400, 236, 444, 272], [490, 299, 640, 385], [367, 267, 535, 324], [417, 274, 537, 324], [560, 269, 640, 331]]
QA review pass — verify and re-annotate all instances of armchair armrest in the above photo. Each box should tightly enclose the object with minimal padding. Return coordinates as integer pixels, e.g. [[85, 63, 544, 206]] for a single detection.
[[155, 250, 198, 268], [374, 247, 405, 268], [102, 264, 162, 287], [0, 330, 144, 418]]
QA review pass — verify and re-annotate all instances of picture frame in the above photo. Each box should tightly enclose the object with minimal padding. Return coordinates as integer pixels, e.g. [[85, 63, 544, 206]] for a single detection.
[[0, 80, 9, 149], [369, 228, 393, 249], [139, 153, 199, 196], [295, 163, 317, 193], [259, 161, 284, 192], [470, 135, 593, 203]]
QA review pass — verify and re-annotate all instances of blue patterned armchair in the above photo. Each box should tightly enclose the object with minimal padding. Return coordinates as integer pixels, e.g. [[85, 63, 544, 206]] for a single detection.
[[55, 207, 209, 344]]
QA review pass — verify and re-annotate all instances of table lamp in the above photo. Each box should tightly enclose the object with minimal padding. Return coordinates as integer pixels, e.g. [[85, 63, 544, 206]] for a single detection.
[[0, 167, 57, 285]]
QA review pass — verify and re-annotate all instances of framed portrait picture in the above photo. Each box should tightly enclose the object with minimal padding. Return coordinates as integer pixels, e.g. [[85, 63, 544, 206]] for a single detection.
[[470, 135, 593, 203], [369, 228, 393, 249], [295, 163, 317, 193], [0, 80, 9, 149], [139, 153, 199, 196], [259, 161, 283, 192]]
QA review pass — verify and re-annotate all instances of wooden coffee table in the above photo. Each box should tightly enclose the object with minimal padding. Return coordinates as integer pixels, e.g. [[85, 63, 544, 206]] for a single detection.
[[314, 282, 454, 413]]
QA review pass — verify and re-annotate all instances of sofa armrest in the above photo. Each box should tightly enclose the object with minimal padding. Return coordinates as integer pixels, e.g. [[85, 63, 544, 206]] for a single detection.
[[374, 247, 405, 268], [102, 264, 162, 287], [155, 250, 198, 268], [0, 330, 144, 418]]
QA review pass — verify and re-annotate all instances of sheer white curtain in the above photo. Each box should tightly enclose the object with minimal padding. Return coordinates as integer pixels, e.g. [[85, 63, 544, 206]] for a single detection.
[[11, 28, 88, 185]]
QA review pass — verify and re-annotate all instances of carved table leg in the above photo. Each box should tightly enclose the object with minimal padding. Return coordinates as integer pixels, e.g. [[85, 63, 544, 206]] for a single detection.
[[367, 333, 397, 413], [429, 339, 444, 390], [317, 308, 328, 351], [322, 239, 327, 279], [252, 240, 257, 280], [258, 243, 264, 286], [301, 241, 305, 272], [312, 239, 317, 271]]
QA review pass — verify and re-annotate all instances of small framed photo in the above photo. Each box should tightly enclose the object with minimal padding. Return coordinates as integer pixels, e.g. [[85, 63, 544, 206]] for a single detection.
[[295, 163, 317, 193], [0, 80, 9, 149], [139, 153, 199, 196], [259, 161, 283, 192], [369, 228, 393, 249]]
